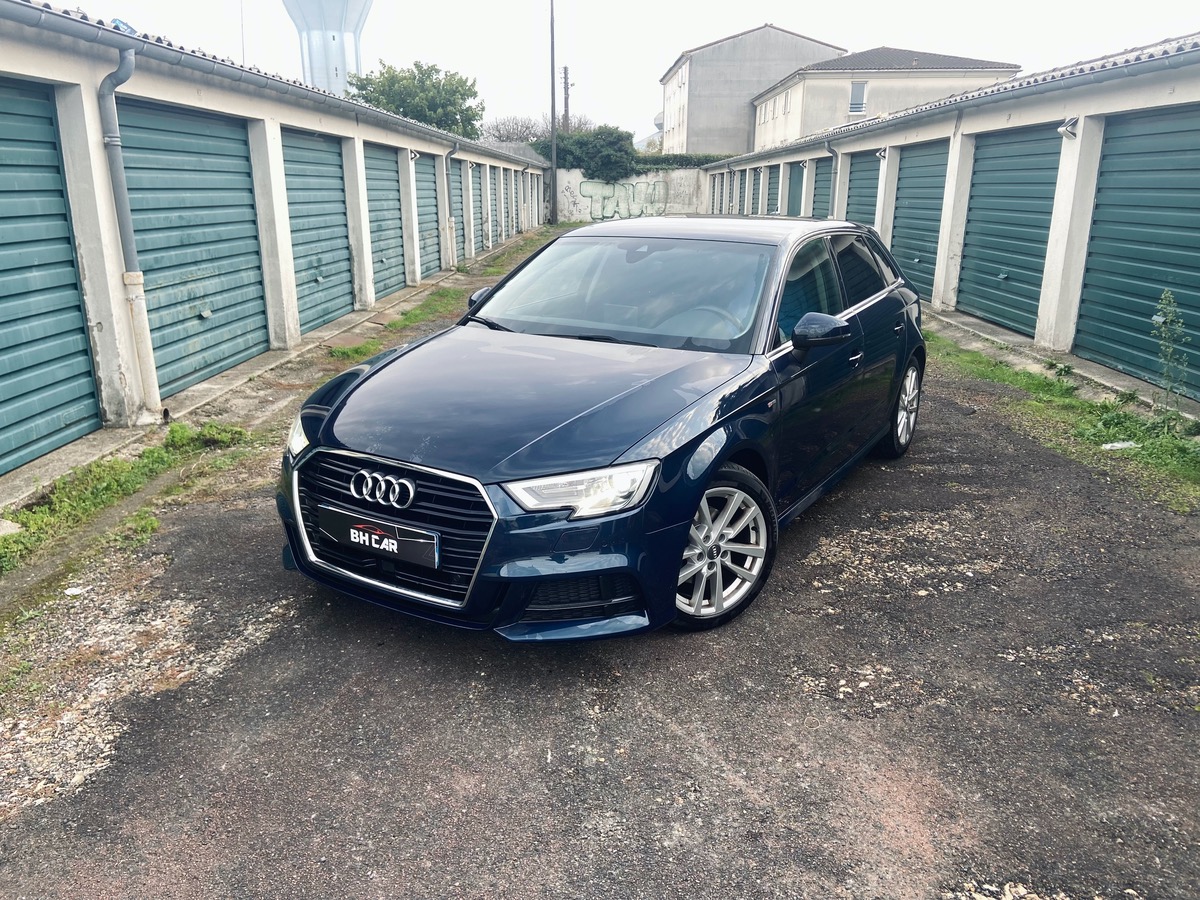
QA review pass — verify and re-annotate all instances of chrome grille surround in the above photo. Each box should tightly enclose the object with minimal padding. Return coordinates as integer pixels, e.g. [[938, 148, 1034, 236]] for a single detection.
[[291, 448, 498, 609]]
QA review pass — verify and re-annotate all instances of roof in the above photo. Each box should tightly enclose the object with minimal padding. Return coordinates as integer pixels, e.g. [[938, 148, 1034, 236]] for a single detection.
[[478, 143, 551, 166], [565, 214, 862, 247], [713, 30, 1200, 170], [0, 0, 544, 170], [802, 47, 1020, 72], [660, 23, 846, 83], [753, 46, 1021, 103]]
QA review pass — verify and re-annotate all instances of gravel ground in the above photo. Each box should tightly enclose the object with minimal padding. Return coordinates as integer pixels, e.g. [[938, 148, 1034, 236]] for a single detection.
[[0, 298, 1196, 898]]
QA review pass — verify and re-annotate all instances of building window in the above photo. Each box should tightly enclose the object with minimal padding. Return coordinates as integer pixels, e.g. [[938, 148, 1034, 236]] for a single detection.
[[771, 98, 777, 119], [849, 81, 867, 114], [758, 104, 767, 124], [783, 89, 791, 114]]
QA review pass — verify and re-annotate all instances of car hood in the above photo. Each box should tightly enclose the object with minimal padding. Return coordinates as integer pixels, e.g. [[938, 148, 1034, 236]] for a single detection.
[[322, 325, 753, 482]]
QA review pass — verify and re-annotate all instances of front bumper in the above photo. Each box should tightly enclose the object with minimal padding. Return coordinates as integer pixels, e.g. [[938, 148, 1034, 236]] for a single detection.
[[277, 448, 689, 641]]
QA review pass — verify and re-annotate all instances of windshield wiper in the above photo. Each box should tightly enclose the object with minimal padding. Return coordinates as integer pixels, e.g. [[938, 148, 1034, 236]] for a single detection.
[[564, 333, 655, 347], [464, 314, 512, 332]]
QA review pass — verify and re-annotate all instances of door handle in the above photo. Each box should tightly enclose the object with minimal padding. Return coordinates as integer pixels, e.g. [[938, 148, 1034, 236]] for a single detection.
[[848, 351, 864, 366], [893, 321, 904, 335]]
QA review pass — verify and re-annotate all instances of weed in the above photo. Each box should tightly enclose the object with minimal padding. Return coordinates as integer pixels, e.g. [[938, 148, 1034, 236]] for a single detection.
[[328, 338, 383, 363], [1152, 288, 1191, 413], [109, 508, 160, 549], [0, 659, 33, 696], [927, 331, 1200, 510], [386, 288, 466, 332], [1115, 390, 1140, 406], [0, 421, 247, 575]]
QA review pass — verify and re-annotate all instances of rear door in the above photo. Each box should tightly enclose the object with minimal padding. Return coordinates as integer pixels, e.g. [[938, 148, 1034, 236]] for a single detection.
[[829, 232, 907, 442], [769, 237, 864, 508]]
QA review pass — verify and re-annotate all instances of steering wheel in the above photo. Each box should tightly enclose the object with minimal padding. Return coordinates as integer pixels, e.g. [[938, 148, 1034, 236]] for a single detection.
[[689, 305, 743, 329]]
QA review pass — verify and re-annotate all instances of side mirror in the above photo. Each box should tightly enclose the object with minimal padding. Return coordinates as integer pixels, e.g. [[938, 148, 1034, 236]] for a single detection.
[[791, 312, 853, 354], [468, 286, 491, 310]]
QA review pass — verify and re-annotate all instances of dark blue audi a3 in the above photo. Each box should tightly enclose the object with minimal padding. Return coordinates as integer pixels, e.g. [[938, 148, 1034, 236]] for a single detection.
[[277, 217, 924, 641]]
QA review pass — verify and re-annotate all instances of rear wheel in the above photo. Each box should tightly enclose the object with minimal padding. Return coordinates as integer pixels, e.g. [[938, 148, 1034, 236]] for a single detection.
[[674, 463, 777, 630], [875, 358, 922, 459]]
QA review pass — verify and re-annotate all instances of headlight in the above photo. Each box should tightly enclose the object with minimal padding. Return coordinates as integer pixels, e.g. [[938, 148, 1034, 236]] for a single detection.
[[286, 411, 310, 458], [505, 461, 658, 520]]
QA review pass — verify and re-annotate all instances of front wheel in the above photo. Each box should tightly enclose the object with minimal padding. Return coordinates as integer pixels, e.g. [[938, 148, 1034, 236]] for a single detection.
[[875, 358, 922, 459], [674, 463, 778, 631]]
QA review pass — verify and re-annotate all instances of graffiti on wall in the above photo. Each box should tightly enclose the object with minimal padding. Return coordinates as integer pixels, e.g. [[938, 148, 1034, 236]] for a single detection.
[[579, 180, 668, 221]]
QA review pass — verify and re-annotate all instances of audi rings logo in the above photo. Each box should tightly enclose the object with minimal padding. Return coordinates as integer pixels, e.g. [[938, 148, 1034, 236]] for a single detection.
[[350, 470, 418, 509]]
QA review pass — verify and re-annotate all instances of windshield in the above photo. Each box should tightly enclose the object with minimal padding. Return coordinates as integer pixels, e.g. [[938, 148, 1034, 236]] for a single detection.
[[473, 236, 774, 353]]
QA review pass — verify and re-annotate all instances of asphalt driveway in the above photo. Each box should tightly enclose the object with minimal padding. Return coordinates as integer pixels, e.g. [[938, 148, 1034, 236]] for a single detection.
[[0, 340, 1196, 899]]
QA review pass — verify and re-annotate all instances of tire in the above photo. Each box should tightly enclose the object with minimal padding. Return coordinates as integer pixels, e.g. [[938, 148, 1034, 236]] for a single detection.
[[674, 463, 778, 631], [875, 357, 922, 459]]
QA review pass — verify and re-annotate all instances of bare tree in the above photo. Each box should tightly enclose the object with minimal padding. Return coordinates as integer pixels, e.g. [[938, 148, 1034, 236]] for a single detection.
[[482, 113, 599, 144], [481, 115, 543, 143]]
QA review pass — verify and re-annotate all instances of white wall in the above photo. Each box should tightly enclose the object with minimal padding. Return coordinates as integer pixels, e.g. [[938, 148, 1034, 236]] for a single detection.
[[556, 168, 705, 222]]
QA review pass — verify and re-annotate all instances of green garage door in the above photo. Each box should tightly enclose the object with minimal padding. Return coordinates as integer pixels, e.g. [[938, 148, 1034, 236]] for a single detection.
[[120, 100, 270, 397], [364, 143, 406, 299], [1074, 104, 1200, 398], [0, 78, 100, 476], [750, 168, 762, 214], [449, 158, 465, 262], [957, 124, 1062, 336], [845, 151, 881, 226], [890, 139, 950, 299], [282, 129, 354, 333], [414, 153, 441, 278], [811, 158, 833, 218], [786, 162, 805, 216], [766, 165, 780, 215], [735, 171, 745, 215], [471, 164, 484, 253]]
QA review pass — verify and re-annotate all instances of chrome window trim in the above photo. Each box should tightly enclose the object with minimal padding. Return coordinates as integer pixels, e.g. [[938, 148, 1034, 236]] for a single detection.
[[292, 447, 499, 610]]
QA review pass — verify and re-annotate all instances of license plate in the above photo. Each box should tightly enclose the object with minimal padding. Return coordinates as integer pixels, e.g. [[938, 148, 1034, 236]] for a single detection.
[[317, 504, 440, 569]]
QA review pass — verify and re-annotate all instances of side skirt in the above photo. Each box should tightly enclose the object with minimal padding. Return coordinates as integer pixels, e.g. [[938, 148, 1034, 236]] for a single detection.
[[776, 423, 890, 529]]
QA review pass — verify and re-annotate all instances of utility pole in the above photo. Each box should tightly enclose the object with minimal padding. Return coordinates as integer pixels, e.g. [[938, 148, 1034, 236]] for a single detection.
[[562, 66, 570, 133], [549, 0, 558, 224]]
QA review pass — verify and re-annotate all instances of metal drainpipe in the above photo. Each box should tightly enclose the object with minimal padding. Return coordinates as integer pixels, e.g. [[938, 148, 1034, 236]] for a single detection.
[[443, 141, 460, 262], [98, 49, 161, 419], [824, 141, 840, 218]]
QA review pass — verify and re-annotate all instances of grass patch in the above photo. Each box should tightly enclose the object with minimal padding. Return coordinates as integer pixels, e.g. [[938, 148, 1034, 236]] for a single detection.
[[479, 224, 577, 276], [108, 508, 160, 550], [0, 421, 248, 575], [385, 287, 466, 332], [926, 331, 1200, 511], [328, 338, 383, 362]]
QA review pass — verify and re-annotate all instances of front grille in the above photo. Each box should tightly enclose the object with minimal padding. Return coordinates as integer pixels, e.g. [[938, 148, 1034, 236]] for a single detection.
[[295, 450, 495, 607], [519, 574, 642, 622]]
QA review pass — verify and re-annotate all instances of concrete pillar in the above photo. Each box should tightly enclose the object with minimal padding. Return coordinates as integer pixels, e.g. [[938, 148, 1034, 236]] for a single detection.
[[930, 127, 976, 310], [876, 146, 900, 243], [247, 118, 301, 349], [741, 169, 752, 215], [342, 136, 375, 310], [481, 164, 493, 249], [832, 152, 850, 220], [463, 161, 477, 258], [434, 151, 454, 268], [778, 164, 791, 216], [398, 148, 421, 284], [1036, 116, 1106, 350], [54, 83, 147, 426], [800, 161, 816, 217]]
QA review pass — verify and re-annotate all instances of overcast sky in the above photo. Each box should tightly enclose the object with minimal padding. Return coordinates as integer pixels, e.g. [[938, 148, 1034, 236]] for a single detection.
[[79, 0, 1199, 140]]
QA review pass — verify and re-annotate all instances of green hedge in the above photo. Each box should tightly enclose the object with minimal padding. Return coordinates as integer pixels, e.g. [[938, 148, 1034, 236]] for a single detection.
[[532, 130, 725, 181]]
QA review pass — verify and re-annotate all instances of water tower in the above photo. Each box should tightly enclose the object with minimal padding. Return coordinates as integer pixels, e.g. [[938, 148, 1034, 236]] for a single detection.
[[283, 0, 373, 96]]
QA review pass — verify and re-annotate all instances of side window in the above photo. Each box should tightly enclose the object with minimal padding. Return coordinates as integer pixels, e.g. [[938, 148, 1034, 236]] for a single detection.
[[864, 234, 900, 285], [831, 234, 888, 307], [774, 238, 843, 346]]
